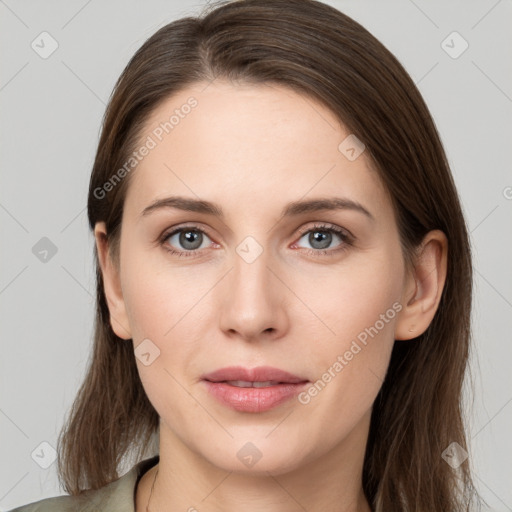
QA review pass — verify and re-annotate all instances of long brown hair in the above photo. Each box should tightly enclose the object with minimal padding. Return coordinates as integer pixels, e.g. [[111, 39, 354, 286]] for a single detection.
[[57, 0, 480, 509]]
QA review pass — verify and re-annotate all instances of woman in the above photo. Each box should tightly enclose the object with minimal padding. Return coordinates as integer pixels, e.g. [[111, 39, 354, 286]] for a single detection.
[[10, 0, 480, 510]]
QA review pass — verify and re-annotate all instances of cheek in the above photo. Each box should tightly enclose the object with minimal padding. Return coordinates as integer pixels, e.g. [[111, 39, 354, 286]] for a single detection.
[[292, 247, 404, 345], [121, 248, 211, 341], [292, 250, 403, 440], [120, 254, 209, 420], [120, 247, 218, 400]]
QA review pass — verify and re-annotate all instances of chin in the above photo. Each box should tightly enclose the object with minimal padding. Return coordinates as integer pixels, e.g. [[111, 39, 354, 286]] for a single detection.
[[199, 436, 311, 476]]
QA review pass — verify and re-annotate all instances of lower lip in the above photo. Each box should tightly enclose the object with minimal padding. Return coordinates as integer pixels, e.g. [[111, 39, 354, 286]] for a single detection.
[[203, 381, 309, 413]]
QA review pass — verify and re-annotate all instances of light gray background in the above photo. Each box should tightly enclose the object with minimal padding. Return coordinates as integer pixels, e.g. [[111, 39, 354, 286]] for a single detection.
[[1, 0, 511, 510]]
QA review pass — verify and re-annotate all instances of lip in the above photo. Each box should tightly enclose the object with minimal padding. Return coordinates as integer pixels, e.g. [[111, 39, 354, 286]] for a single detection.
[[201, 366, 309, 413], [201, 365, 308, 384]]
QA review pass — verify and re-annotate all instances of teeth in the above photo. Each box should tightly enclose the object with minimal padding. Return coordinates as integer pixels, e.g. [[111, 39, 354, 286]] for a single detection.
[[225, 380, 280, 388]]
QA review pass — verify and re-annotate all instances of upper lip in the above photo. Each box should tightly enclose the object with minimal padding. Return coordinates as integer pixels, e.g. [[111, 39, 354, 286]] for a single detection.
[[201, 366, 309, 384]]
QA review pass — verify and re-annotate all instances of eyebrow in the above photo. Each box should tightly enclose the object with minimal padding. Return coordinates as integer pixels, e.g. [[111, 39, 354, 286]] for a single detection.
[[140, 195, 374, 221]]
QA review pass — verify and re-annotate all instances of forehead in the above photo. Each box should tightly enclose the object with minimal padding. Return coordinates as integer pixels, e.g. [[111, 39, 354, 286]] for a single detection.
[[124, 80, 390, 220]]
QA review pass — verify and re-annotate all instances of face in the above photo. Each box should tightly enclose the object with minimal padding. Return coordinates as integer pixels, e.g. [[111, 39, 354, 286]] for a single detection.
[[99, 80, 415, 475]]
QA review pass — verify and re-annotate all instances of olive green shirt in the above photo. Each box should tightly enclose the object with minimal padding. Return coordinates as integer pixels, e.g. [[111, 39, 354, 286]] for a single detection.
[[8, 456, 159, 512]]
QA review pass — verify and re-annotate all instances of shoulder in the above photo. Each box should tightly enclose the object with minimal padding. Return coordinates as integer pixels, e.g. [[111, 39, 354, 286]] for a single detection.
[[6, 456, 159, 512], [7, 493, 87, 512]]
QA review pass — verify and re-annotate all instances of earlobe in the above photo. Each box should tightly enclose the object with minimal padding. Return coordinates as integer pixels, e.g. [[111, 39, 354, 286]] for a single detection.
[[94, 222, 132, 340], [395, 230, 448, 340]]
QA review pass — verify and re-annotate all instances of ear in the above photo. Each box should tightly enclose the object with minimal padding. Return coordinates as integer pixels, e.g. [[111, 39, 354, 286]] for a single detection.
[[94, 221, 132, 340], [394, 229, 448, 340]]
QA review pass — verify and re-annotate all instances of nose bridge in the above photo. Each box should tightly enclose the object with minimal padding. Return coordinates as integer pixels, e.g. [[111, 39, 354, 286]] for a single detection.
[[233, 244, 272, 299], [218, 236, 287, 339]]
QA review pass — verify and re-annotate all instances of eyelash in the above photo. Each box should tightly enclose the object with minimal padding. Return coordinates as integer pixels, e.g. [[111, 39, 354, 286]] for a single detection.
[[158, 223, 354, 259]]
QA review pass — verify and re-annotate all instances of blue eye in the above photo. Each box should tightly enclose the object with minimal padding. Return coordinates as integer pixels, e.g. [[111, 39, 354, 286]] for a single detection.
[[160, 226, 213, 257], [294, 223, 353, 257]]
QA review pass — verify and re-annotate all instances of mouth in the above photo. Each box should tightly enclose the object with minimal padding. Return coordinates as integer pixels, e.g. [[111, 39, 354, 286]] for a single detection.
[[201, 366, 309, 413]]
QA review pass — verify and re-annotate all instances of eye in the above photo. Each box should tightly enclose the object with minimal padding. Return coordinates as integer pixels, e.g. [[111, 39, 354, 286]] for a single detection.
[[293, 223, 353, 257], [158, 222, 354, 259], [159, 225, 213, 257]]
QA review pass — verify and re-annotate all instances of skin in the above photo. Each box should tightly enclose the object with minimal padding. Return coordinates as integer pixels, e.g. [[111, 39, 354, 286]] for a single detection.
[[94, 79, 447, 512]]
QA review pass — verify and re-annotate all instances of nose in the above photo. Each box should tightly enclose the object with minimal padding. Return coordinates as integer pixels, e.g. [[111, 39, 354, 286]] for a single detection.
[[218, 245, 289, 343]]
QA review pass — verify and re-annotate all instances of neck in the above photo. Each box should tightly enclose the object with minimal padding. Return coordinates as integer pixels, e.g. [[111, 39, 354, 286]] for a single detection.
[[136, 411, 372, 512]]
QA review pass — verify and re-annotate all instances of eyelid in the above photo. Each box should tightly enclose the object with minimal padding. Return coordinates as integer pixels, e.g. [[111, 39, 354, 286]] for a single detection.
[[295, 222, 354, 241], [160, 221, 213, 237]]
